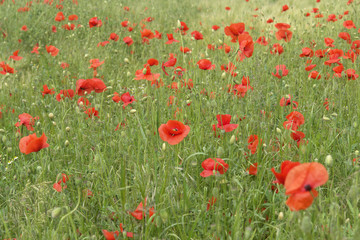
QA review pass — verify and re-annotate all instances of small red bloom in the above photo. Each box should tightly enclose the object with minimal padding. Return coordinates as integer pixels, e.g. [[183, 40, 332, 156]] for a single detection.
[[55, 11, 65, 22], [248, 163, 258, 175], [9, 50, 23, 61], [56, 89, 74, 101], [84, 107, 99, 119], [343, 20, 356, 29], [75, 78, 107, 96], [248, 135, 260, 154], [134, 65, 160, 81], [200, 158, 229, 177], [41, 84, 55, 97], [109, 32, 119, 41], [281, 5, 289, 12], [212, 114, 238, 133], [237, 33, 254, 61], [224, 23, 245, 42], [89, 17, 102, 28], [283, 111, 305, 131], [120, 92, 136, 109], [191, 31, 203, 40], [165, 33, 179, 44], [207, 197, 217, 211], [197, 59, 215, 70], [272, 65, 289, 79], [46, 45, 59, 56], [15, 113, 38, 131], [158, 120, 190, 145], [19, 133, 49, 154], [123, 36, 133, 46]]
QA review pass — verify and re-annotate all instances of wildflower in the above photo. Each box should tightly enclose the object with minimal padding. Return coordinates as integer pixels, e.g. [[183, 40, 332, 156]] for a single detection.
[[158, 120, 190, 145], [200, 158, 229, 177]]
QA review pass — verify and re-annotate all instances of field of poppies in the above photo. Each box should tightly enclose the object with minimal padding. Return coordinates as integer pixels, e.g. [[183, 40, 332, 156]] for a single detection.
[[1, 0, 360, 239]]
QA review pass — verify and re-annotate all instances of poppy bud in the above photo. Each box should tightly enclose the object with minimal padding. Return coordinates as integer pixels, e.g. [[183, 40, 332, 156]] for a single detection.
[[51, 207, 62, 218], [2, 135, 7, 143], [230, 135, 236, 144], [355, 150, 359, 156], [48, 113, 54, 119], [177, 20, 181, 28], [160, 209, 169, 222], [15, 132, 21, 138], [301, 216, 312, 234], [124, 58, 129, 63], [127, 71, 131, 77], [354, 122, 357, 128], [36, 121, 41, 126], [130, 109, 137, 114], [52, 121, 57, 126], [276, 128, 281, 133], [325, 154, 333, 166], [142, 68, 147, 75], [221, 72, 226, 79], [37, 166, 42, 172], [7, 147, 12, 152], [65, 140, 70, 146], [66, 126, 70, 132], [278, 212, 284, 220], [322, 116, 330, 121], [218, 39, 223, 44], [217, 147, 224, 157], [162, 142, 166, 151]]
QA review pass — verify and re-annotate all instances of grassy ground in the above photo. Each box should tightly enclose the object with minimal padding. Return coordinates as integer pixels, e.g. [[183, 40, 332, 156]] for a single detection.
[[1, 0, 360, 239]]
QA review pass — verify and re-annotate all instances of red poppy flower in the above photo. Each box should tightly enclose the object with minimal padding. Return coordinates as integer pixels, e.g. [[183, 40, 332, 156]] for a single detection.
[[55, 11, 65, 22], [56, 89, 74, 101], [267, 18, 274, 23], [279, 94, 298, 109], [327, 14, 337, 22], [109, 32, 119, 41], [120, 92, 136, 109], [212, 114, 238, 134], [158, 120, 190, 145], [123, 36, 133, 46], [191, 31, 203, 40], [46, 45, 59, 56], [285, 162, 328, 211], [345, 69, 358, 80], [76, 78, 107, 96], [271, 160, 300, 185], [180, 47, 191, 53], [237, 33, 254, 61], [84, 107, 99, 119], [324, 37, 335, 47], [270, 43, 284, 55], [129, 198, 154, 221], [197, 59, 215, 70], [309, 71, 321, 80], [176, 21, 189, 35], [291, 131, 306, 147], [41, 84, 55, 97], [272, 65, 289, 79], [31, 44, 39, 54], [9, 50, 23, 61], [281, 5, 289, 12], [89, 17, 102, 28], [21, 25, 28, 31], [19, 133, 49, 154], [274, 23, 292, 42], [248, 135, 260, 154], [15, 113, 39, 131], [255, 36, 269, 46], [68, 14, 78, 21], [134, 65, 160, 81], [283, 111, 305, 131], [212, 25, 220, 31], [338, 32, 351, 44], [165, 33, 179, 44], [299, 47, 314, 57], [343, 20, 356, 29], [200, 158, 229, 177], [0, 61, 15, 74], [224, 23, 245, 42], [248, 163, 258, 175], [141, 29, 155, 43], [147, 58, 159, 66], [53, 173, 69, 192]]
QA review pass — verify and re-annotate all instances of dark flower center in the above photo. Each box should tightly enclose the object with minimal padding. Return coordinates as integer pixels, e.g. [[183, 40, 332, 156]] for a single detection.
[[304, 184, 312, 191]]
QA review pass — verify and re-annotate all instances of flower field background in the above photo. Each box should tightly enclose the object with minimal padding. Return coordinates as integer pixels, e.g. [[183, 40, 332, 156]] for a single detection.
[[1, 0, 360, 239]]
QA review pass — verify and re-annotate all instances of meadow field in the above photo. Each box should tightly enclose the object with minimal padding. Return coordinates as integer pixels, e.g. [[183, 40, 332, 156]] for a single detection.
[[0, 0, 360, 239]]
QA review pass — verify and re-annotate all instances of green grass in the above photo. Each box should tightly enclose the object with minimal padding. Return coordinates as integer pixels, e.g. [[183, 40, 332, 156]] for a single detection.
[[1, 0, 360, 239]]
